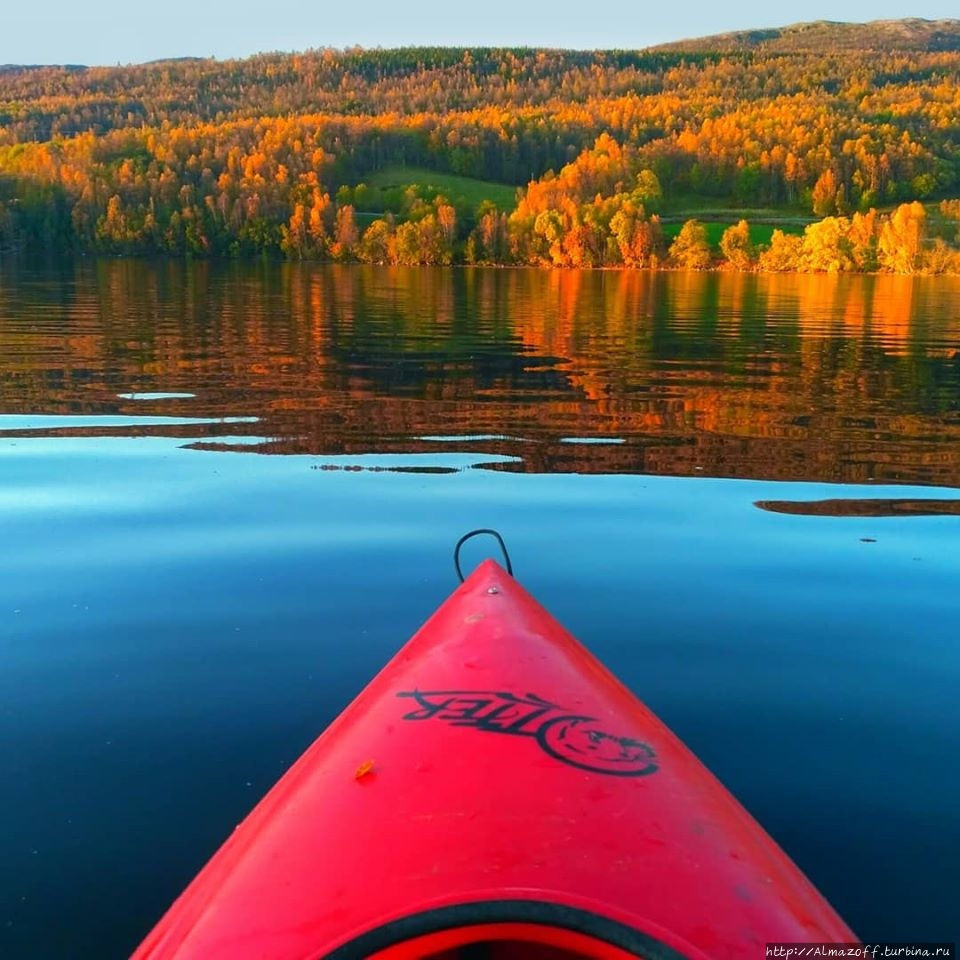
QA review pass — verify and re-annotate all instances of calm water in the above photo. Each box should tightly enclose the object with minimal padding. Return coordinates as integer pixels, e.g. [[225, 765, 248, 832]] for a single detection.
[[1, 261, 959, 956]]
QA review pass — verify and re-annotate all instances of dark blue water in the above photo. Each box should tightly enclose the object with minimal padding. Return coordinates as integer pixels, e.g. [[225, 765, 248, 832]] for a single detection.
[[1, 261, 959, 955]]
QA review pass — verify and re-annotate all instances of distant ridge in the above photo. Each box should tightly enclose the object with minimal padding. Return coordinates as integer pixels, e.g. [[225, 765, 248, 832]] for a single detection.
[[0, 63, 87, 72], [0, 17, 960, 74], [3, 19, 960, 70], [650, 18, 960, 53]]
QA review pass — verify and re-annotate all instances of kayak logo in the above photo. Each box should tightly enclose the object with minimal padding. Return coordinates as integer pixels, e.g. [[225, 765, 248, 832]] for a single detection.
[[397, 690, 658, 777]]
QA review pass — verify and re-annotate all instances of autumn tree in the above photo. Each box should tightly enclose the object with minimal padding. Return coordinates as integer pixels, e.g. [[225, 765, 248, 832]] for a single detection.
[[719, 220, 754, 270], [757, 230, 803, 272], [847, 210, 878, 271], [877, 202, 926, 274], [96, 194, 132, 251], [801, 217, 855, 273], [330, 204, 358, 260], [357, 216, 395, 264], [669, 220, 712, 270], [811, 169, 839, 217], [466, 202, 510, 264], [923, 238, 960, 275], [608, 202, 665, 267], [281, 203, 309, 258]]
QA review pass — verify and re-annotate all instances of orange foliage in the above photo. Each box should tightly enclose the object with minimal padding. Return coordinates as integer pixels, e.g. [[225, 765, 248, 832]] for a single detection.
[[2, 38, 960, 269]]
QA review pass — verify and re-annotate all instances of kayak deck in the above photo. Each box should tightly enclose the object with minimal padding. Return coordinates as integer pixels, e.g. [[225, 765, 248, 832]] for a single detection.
[[132, 558, 854, 959]]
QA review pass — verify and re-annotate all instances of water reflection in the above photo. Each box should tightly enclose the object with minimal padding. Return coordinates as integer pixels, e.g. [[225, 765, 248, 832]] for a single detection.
[[1, 260, 958, 485], [756, 498, 960, 517], [2, 259, 960, 954]]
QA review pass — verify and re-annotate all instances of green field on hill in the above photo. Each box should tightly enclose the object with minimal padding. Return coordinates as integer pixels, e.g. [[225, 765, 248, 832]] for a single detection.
[[660, 219, 808, 249], [361, 166, 520, 213]]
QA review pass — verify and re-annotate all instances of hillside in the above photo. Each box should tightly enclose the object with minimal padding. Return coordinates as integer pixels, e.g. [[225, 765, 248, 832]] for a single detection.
[[2, 20, 960, 270], [653, 18, 960, 53]]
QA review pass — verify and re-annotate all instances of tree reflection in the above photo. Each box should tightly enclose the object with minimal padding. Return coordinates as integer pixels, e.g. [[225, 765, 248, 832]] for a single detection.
[[1, 261, 958, 486]]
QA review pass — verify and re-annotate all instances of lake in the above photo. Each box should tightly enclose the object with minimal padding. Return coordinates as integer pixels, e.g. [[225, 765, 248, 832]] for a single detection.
[[1, 260, 959, 956]]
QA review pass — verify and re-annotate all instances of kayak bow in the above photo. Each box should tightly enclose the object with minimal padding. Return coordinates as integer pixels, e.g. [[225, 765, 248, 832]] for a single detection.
[[132, 554, 855, 959]]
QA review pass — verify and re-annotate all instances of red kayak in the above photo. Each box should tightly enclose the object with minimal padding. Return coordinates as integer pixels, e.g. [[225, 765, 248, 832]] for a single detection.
[[132, 540, 855, 959]]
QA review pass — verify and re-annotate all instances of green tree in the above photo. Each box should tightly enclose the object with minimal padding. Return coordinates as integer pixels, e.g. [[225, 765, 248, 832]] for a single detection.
[[632, 169, 662, 209]]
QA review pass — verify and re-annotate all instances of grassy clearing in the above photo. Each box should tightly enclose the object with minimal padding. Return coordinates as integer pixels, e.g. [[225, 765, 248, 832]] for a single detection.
[[363, 166, 519, 212], [659, 194, 813, 247], [658, 194, 812, 218], [661, 219, 807, 248]]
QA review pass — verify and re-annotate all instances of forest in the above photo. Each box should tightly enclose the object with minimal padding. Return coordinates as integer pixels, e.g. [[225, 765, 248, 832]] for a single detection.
[[2, 18, 960, 272]]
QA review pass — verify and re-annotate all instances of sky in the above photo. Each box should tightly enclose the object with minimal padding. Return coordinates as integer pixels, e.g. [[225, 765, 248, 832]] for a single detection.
[[2, 0, 958, 66]]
